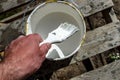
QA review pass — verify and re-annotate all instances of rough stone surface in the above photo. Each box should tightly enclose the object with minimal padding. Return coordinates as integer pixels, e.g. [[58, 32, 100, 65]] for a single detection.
[[0, 18, 26, 51], [70, 22, 120, 64], [0, 0, 30, 13], [66, 0, 114, 17], [70, 60, 120, 80]]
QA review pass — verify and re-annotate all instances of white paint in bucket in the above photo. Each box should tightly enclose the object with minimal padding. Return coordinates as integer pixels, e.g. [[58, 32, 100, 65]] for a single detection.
[[26, 1, 86, 60]]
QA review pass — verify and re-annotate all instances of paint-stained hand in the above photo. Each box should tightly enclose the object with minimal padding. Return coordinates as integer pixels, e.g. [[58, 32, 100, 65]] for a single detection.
[[0, 34, 51, 80]]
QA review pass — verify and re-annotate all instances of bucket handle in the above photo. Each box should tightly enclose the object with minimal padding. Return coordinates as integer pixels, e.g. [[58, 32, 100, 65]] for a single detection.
[[46, 44, 65, 58]]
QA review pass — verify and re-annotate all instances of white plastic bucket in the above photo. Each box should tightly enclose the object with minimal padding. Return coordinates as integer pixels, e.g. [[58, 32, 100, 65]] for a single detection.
[[26, 1, 86, 60]]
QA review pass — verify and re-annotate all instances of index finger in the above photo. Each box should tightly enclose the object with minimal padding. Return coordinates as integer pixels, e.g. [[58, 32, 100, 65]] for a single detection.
[[26, 33, 43, 43]]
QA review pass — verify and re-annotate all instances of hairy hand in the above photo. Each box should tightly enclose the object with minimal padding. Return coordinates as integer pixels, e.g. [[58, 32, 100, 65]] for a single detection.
[[0, 34, 51, 80]]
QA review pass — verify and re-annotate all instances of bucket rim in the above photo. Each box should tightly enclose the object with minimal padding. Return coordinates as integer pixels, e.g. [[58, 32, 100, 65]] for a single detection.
[[26, 1, 86, 60]]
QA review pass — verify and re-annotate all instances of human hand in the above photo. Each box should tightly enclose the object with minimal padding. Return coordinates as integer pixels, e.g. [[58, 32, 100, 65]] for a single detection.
[[0, 34, 51, 80]]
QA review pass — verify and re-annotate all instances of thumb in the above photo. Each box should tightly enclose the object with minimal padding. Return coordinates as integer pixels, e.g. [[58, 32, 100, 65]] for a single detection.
[[39, 43, 51, 57], [38, 43, 51, 66]]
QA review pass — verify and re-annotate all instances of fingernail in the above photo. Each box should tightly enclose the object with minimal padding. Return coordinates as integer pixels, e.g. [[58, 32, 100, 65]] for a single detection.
[[46, 43, 51, 48]]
